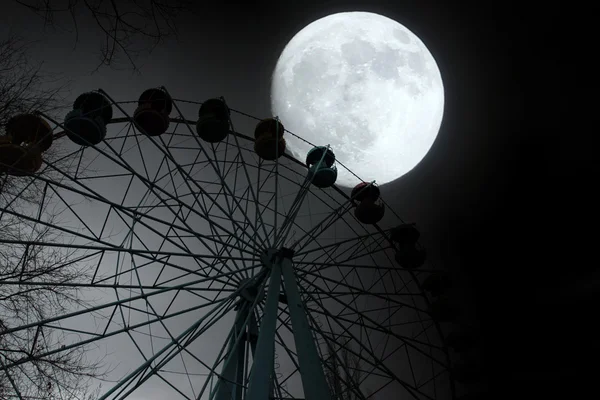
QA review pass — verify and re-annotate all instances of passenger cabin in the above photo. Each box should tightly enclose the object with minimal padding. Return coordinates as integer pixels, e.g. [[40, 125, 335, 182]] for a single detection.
[[196, 98, 230, 143], [427, 296, 459, 322], [351, 181, 380, 202], [133, 88, 172, 136], [65, 91, 112, 146], [390, 223, 420, 246], [389, 223, 426, 269], [421, 273, 452, 297], [395, 246, 427, 269], [305, 146, 337, 188], [0, 135, 42, 175], [0, 113, 53, 175], [445, 330, 478, 352], [351, 182, 385, 224], [253, 118, 286, 160], [451, 362, 482, 384], [6, 114, 53, 152]]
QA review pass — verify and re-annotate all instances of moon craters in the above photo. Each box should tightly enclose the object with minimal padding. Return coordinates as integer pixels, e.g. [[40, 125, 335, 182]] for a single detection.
[[341, 39, 377, 65], [393, 28, 412, 44], [371, 47, 404, 79], [271, 12, 444, 187]]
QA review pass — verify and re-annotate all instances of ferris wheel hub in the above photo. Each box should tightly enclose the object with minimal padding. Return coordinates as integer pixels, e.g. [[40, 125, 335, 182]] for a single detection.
[[236, 278, 261, 304], [259, 247, 295, 269]]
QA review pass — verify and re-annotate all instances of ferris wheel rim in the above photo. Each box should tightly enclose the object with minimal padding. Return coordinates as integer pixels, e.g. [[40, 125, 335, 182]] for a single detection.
[[0, 91, 458, 399]]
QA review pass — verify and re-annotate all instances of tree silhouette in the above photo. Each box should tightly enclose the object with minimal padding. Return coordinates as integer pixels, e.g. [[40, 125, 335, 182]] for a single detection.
[[0, 33, 105, 399], [13, 0, 193, 71]]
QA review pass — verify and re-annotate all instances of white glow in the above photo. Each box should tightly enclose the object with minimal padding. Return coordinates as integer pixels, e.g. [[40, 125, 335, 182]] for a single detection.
[[271, 12, 445, 187]]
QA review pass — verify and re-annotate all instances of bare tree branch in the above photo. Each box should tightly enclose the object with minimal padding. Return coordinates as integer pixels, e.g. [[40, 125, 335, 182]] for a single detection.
[[0, 33, 105, 400], [13, 0, 193, 72]]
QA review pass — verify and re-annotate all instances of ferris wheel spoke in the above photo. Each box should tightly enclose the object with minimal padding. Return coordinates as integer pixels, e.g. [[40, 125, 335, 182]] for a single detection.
[[244, 172, 315, 250], [110, 202, 257, 285], [114, 295, 240, 399], [99, 296, 237, 400], [0, 293, 234, 385], [0, 93, 456, 398], [93, 256, 255, 296], [301, 280, 448, 375], [115, 202, 245, 289], [89, 214, 248, 292], [200, 276, 270, 400], [272, 326, 300, 394], [0, 168, 49, 214], [293, 228, 389, 259], [0, 279, 239, 296], [257, 159, 283, 247], [225, 128, 273, 249], [137, 94, 266, 252], [0, 266, 249, 346], [116, 249, 215, 370], [109, 222, 238, 290], [121, 299, 240, 400], [306, 305, 440, 353], [303, 306, 433, 400], [273, 173, 313, 248], [274, 307, 391, 385], [197, 186, 251, 285], [0, 239, 258, 280], [301, 282, 446, 376], [295, 231, 425, 340], [286, 197, 395, 277], [315, 296, 440, 369], [305, 311, 403, 394], [298, 271, 422, 312], [274, 145, 340, 248], [110, 155, 261, 259], [296, 229, 391, 281], [290, 199, 362, 254], [15, 164, 255, 268], [44, 113, 264, 256]]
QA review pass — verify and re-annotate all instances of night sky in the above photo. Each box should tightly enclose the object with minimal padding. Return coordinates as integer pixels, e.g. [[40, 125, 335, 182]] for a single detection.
[[2, 0, 594, 398]]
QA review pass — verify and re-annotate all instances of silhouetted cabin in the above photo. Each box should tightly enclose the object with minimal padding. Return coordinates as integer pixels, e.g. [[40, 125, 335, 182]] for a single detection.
[[395, 246, 427, 269], [456, 392, 489, 400], [421, 272, 452, 297], [354, 199, 385, 224], [134, 87, 172, 136], [0, 135, 42, 175], [390, 223, 420, 245], [427, 296, 459, 322], [305, 146, 337, 188], [351, 182, 385, 224], [445, 330, 478, 352], [74, 91, 113, 123], [254, 118, 286, 160], [451, 362, 483, 384], [254, 118, 284, 139], [6, 114, 53, 152], [65, 91, 112, 145], [351, 181, 380, 202], [196, 98, 230, 143]]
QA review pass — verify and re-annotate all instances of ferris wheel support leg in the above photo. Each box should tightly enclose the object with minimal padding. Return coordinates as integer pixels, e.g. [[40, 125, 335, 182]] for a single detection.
[[246, 264, 282, 400], [215, 304, 249, 400], [280, 250, 332, 400]]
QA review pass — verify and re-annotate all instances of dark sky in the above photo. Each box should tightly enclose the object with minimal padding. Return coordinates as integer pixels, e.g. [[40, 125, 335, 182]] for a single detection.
[[4, 0, 594, 398]]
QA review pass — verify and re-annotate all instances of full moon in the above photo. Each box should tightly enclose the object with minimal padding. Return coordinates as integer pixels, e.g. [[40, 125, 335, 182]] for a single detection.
[[271, 12, 444, 187]]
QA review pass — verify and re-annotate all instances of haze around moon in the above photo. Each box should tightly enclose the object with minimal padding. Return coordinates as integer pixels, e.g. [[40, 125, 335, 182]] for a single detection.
[[271, 12, 445, 188]]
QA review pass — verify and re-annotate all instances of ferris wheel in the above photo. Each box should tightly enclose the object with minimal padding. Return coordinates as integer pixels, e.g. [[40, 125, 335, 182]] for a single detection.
[[0, 87, 478, 400]]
